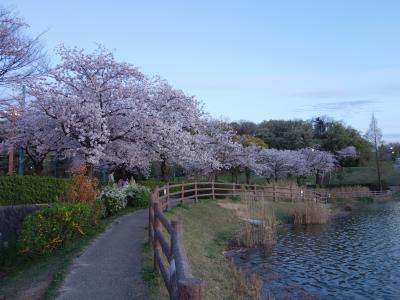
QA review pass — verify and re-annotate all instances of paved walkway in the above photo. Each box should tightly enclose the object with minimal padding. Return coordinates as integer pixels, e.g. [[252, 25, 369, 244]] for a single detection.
[[57, 209, 149, 300]]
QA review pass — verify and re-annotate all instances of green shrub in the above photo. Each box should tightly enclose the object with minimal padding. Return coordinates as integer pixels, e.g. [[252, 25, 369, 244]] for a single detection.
[[0, 176, 69, 205], [357, 196, 374, 204], [231, 195, 241, 202], [393, 192, 400, 200], [17, 203, 102, 257], [275, 210, 294, 224], [124, 184, 150, 208], [97, 186, 127, 216], [92, 199, 107, 219]]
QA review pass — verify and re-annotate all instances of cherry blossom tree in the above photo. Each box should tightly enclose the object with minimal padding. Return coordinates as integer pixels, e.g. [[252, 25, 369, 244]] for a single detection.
[[233, 144, 261, 184], [257, 149, 296, 181], [7, 108, 76, 174], [299, 148, 337, 186], [29, 45, 150, 174], [235, 135, 267, 184], [193, 120, 245, 180], [336, 146, 358, 160], [101, 139, 155, 178], [141, 81, 209, 182]]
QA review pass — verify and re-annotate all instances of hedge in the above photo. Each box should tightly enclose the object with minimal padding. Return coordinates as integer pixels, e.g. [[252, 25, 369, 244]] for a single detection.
[[0, 176, 69, 205], [17, 203, 103, 256]]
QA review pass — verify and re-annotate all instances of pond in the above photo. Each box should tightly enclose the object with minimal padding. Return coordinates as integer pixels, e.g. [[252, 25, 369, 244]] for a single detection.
[[233, 201, 400, 299]]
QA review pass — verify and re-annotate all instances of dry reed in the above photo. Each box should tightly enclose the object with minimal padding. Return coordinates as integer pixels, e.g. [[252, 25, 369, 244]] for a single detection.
[[231, 263, 263, 300], [292, 200, 329, 225], [234, 191, 277, 250]]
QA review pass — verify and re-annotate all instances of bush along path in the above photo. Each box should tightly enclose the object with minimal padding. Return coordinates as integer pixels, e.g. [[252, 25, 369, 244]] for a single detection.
[[56, 209, 149, 300]]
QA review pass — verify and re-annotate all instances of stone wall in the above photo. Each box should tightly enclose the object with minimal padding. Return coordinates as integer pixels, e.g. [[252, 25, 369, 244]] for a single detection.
[[0, 205, 45, 242]]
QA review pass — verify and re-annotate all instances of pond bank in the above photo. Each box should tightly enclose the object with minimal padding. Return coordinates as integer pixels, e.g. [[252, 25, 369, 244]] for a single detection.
[[233, 200, 400, 299]]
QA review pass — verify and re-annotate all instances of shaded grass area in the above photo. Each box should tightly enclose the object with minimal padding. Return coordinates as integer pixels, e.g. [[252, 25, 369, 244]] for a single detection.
[[141, 241, 169, 300], [0, 207, 139, 300], [143, 199, 264, 299], [329, 162, 400, 186], [165, 200, 242, 299]]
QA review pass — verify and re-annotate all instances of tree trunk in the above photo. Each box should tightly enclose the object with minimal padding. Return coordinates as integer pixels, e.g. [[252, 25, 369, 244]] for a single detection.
[[34, 162, 44, 176], [86, 162, 94, 177], [245, 168, 251, 185], [161, 159, 169, 183], [8, 147, 14, 175], [315, 172, 321, 187]]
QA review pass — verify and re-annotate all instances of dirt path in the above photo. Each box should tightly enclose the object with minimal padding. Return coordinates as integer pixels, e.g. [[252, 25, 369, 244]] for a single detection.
[[56, 209, 149, 300]]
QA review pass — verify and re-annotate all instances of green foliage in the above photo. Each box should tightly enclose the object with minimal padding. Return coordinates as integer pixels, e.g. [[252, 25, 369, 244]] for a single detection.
[[237, 135, 268, 148], [136, 179, 163, 190], [392, 192, 400, 200], [0, 176, 69, 205], [255, 120, 314, 150], [124, 184, 150, 208], [312, 117, 372, 163], [17, 203, 102, 257], [97, 186, 127, 216], [231, 195, 241, 202], [275, 210, 294, 224], [357, 196, 374, 204]]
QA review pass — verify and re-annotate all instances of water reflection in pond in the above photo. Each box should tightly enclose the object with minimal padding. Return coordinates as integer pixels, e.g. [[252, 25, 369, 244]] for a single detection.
[[233, 202, 400, 299]]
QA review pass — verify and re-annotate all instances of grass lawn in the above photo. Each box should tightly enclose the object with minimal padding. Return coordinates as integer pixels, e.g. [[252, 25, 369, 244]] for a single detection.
[[329, 161, 400, 186], [143, 199, 265, 299], [0, 207, 140, 300]]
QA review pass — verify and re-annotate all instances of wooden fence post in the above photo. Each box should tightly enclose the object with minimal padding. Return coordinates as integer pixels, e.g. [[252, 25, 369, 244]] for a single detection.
[[232, 183, 236, 197], [290, 183, 294, 202], [273, 182, 276, 202], [212, 181, 215, 200], [178, 278, 206, 300], [153, 202, 161, 274], [194, 182, 198, 202], [166, 184, 170, 211], [170, 220, 179, 299], [148, 193, 154, 243], [181, 184, 184, 204]]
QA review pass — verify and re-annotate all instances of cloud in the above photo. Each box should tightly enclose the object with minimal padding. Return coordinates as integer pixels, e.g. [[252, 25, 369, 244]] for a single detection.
[[290, 90, 351, 98], [295, 99, 377, 113]]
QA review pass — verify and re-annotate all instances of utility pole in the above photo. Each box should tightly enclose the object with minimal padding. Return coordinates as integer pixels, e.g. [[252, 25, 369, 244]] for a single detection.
[[18, 86, 26, 176]]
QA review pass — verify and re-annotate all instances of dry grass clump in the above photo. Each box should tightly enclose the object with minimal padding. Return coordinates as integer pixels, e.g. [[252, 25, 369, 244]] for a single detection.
[[231, 264, 263, 300], [236, 217, 277, 250], [293, 200, 329, 225], [232, 192, 278, 250], [63, 165, 98, 203], [320, 186, 370, 199]]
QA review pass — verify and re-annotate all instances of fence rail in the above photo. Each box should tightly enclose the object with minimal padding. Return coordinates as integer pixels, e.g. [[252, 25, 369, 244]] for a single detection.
[[149, 181, 392, 299]]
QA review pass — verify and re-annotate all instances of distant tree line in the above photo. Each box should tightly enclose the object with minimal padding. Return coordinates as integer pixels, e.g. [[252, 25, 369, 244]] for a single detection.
[[230, 117, 372, 166]]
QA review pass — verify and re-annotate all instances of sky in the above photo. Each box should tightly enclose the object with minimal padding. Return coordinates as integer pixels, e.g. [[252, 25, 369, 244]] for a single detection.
[[3, 0, 400, 142]]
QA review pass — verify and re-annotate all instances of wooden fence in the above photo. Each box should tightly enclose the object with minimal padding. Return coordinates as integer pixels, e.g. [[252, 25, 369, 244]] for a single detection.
[[148, 181, 392, 299]]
